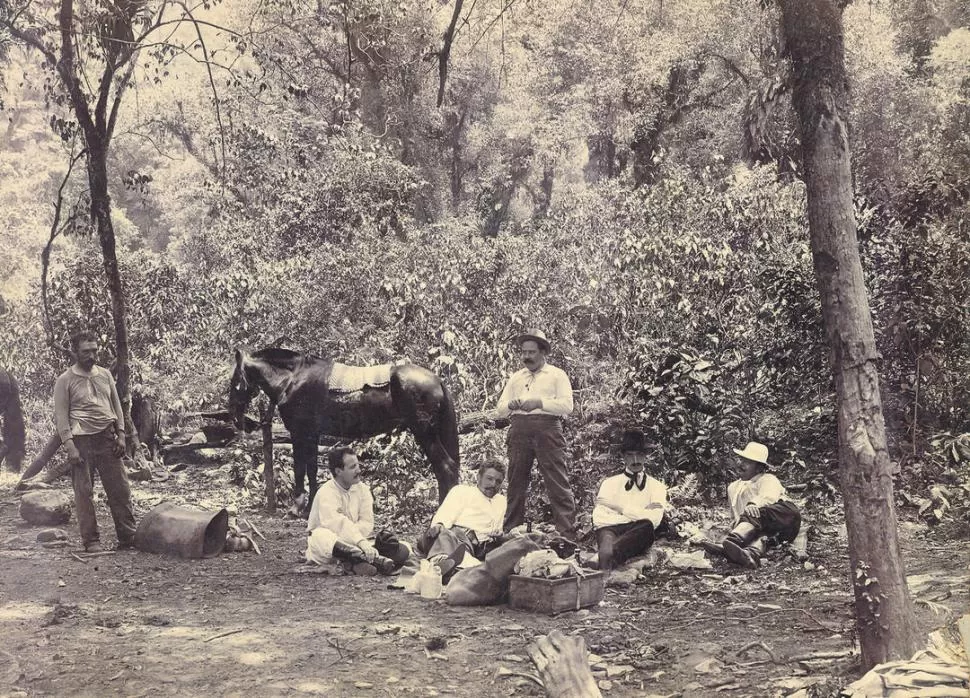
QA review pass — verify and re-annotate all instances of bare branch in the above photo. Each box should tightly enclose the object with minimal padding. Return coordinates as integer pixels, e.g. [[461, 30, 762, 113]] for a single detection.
[[171, 0, 227, 179], [41, 141, 87, 343], [470, 0, 517, 52]]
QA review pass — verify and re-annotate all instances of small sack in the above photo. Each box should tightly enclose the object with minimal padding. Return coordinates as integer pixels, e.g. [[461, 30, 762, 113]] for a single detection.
[[446, 534, 545, 606]]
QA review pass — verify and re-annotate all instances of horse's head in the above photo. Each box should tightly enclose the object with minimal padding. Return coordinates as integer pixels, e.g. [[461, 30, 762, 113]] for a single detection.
[[228, 349, 260, 430]]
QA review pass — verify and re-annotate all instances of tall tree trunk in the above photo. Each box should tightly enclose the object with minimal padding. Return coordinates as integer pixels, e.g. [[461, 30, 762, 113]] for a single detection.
[[88, 140, 137, 450], [779, 0, 919, 670]]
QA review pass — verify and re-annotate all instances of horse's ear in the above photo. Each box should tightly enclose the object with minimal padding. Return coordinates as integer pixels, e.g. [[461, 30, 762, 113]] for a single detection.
[[234, 348, 247, 370]]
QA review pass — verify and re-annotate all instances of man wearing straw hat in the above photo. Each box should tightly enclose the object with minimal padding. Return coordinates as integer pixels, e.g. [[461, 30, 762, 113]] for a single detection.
[[494, 329, 577, 538], [719, 441, 801, 569]]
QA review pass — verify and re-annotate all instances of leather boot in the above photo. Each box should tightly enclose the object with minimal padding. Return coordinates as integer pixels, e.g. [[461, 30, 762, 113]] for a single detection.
[[722, 522, 761, 569], [744, 536, 767, 568], [331, 541, 378, 576]]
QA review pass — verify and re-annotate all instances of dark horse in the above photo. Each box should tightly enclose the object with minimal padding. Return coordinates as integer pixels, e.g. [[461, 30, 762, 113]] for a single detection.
[[228, 347, 460, 509], [0, 369, 26, 473]]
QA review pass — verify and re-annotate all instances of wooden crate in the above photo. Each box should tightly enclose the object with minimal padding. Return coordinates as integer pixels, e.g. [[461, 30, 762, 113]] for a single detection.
[[508, 572, 606, 614]]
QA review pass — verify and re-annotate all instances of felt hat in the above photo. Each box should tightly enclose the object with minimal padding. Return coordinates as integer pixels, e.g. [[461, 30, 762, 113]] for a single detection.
[[619, 429, 653, 453], [515, 329, 551, 353], [732, 441, 770, 467]]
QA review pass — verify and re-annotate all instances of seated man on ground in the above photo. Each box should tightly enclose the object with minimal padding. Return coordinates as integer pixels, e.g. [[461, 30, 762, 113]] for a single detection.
[[719, 441, 801, 569], [305, 447, 410, 576], [592, 429, 668, 570], [416, 459, 509, 575]]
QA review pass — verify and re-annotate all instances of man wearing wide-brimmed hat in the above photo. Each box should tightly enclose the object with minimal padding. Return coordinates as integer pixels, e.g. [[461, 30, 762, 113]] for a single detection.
[[719, 441, 801, 569], [494, 329, 577, 537]]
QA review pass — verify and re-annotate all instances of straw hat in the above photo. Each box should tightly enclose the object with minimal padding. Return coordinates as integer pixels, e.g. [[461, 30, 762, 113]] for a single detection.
[[515, 329, 551, 353], [732, 441, 770, 466]]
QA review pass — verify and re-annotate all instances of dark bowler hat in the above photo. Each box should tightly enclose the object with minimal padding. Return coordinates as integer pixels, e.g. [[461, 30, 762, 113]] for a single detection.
[[516, 329, 551, 352], [619, 429, 654, 453]]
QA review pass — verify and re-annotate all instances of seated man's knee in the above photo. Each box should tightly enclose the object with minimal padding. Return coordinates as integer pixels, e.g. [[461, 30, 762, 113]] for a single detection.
[[381, 540, 412, 565]]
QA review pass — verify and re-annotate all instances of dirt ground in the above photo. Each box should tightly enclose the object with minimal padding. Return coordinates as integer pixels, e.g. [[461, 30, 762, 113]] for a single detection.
[[1, 464, 967, 698]]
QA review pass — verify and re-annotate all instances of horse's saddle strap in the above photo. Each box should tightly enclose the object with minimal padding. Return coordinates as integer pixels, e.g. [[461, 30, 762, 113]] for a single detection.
[[329, 363, 392, 393]]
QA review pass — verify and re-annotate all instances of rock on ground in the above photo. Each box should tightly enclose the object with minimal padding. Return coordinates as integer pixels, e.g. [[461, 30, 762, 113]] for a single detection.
[[19, 491, 73, 526]]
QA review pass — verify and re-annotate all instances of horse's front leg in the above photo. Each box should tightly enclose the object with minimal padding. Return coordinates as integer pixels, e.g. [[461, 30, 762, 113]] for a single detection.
[[415, 432, 459, 504], [293, 435, 319, 515]]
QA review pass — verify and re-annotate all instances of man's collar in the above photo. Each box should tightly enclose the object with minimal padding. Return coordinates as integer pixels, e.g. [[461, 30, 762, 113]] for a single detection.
[[71, 364, 95, 377]]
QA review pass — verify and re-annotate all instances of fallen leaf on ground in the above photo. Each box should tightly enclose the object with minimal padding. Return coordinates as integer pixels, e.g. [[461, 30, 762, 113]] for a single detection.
[[605, 664, 634, 677], [693, 658, 723, 674]]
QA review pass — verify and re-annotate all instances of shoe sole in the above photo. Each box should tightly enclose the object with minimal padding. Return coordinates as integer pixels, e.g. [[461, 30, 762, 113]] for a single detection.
[[722, 540, 757, 569]]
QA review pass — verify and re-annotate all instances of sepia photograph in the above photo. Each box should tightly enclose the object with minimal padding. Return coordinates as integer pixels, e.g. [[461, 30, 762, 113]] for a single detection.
[[0, 0, 968, 695]]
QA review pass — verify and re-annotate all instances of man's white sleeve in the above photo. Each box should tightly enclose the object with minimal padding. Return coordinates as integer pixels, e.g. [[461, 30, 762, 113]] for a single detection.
[[749, 475, 784, 508], [431, 487, 462, 528], [540, 368, 573, 416]]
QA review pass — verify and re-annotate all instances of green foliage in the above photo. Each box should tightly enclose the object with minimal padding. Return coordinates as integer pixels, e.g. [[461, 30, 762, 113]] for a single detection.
[[2, 0, 968, 525]]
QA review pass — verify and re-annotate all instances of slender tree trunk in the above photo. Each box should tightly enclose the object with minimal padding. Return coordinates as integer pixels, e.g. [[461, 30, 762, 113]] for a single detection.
[[779, 0, 919, 670], [87, 141, 137, 450]]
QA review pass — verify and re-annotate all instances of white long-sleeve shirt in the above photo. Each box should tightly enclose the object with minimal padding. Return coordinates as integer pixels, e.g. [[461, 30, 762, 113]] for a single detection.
[[727, 473, 787, 523], [431, 484, 506, 539], [592, 472, 667, 529], [306, 479, 374, 546], [494, 364, 573, 418]]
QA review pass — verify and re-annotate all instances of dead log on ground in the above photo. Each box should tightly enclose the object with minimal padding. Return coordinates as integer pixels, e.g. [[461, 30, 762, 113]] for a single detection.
[[527, 630, 602, 698]]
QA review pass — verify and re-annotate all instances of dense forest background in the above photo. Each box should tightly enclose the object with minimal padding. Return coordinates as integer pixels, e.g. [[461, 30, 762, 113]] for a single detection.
[[1, 0, 968, 524]]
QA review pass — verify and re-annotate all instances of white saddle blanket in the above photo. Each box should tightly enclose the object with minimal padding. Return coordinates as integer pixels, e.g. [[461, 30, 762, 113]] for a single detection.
[[329, 363, 392, 393]]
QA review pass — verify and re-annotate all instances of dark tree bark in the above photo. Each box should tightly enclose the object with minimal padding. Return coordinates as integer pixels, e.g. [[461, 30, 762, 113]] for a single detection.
[[437, 0, 465, 107], [779, 0, 920, 670]]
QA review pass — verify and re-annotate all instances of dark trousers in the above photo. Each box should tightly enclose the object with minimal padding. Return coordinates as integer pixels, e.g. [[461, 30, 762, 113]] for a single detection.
[[416, 525, 507, 561], [374, 529, 410, 565], [504, 415, 577, 536], [740, 500, 801, 543], [596, 520, 656, 569], [72, 430, 137, 547]]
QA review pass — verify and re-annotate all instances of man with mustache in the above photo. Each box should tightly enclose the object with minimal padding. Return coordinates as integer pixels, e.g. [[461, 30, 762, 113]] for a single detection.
[[592, 429, 668, 570], [416, 460, 508, 573], [53, 331, 137, 553], [305, 447, 410, 575], [494, 329, 577, 538]]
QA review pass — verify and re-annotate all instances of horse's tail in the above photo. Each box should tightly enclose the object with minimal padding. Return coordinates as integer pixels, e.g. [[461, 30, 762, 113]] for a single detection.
[[0, 371, 27, 470], [438, 380, 461, 475]]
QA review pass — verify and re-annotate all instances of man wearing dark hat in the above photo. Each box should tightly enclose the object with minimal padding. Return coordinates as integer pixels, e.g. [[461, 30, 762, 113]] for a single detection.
[[591, 429, 668, 570], [494, 329, 577, 537], [719, 441, 801, 569]]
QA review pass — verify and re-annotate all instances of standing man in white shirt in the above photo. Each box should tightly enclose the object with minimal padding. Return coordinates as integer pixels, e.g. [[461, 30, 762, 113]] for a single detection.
[[53, 331, 137, 553], [592, 430, 668, 570], [305, 447, 410, 575], [417, 460, 508, 566], [720, 441, 801, 569], [494, 329, 577, 537]]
